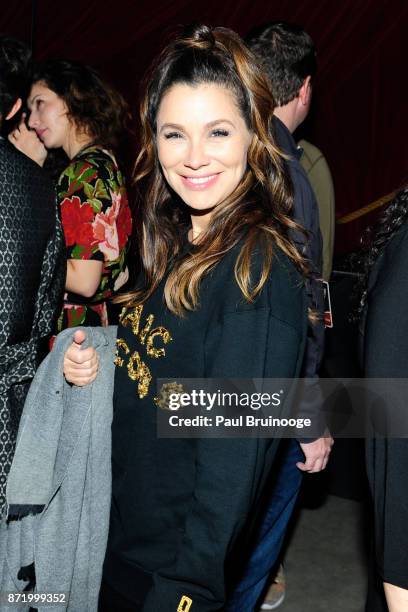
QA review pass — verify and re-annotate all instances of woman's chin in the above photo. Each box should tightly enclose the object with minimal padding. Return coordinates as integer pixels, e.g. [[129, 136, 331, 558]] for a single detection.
[[186, 203, 216, 217]]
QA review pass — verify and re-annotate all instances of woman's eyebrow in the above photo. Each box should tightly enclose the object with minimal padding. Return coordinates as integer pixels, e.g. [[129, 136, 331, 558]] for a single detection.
[[206, 119, 235, 128], [159, 123, 185, 133], [159, 119, 235, 133], [27, 94, 40, 108]]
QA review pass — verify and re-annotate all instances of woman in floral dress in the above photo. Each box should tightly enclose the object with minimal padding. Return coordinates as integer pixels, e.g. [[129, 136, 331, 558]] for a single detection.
[[9, 60, 132, 329]]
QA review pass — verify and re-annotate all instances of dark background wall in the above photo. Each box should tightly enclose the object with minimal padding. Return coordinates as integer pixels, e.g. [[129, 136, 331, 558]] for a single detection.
[[1, 0, 407, 253]]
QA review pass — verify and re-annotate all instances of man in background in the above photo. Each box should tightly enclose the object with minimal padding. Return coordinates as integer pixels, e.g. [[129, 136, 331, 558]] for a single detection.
[[227, 22, 333, 611], [0, 36, 65, 513]]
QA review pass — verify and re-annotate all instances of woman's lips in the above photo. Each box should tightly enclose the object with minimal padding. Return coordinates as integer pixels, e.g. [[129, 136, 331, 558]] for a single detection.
[[35, 128, 47, 141], [180, 173, 220, 190]]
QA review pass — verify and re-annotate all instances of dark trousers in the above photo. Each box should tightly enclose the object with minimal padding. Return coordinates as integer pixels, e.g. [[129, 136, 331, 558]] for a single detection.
[[226, 440, 303, 611]]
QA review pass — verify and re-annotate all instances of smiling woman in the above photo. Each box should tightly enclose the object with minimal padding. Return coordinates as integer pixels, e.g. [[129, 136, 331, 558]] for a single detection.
[[157, 83, 252, 234], [61, 24, 309, 612]]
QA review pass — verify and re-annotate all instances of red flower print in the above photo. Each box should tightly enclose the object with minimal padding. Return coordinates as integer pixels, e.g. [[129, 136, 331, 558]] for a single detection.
[[61, 196, 95, 247], [91, 191, 131, 260], [92, 199, 119, 260]]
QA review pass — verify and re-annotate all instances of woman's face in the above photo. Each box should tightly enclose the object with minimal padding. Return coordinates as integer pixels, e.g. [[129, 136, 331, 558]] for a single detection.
[[156, 83, 252, 222], [27, 81, 72, 150]]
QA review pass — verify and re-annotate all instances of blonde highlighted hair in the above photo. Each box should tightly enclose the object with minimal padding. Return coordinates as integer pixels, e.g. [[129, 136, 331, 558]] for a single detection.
[[119, 24, 309, 315]]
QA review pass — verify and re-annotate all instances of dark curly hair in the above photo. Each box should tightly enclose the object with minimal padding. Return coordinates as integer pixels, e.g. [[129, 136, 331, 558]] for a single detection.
[[355, 186, 408, 319], [0, 35, 31, 122], [246, 22, 317, 107], [32, 60, 131, 151]]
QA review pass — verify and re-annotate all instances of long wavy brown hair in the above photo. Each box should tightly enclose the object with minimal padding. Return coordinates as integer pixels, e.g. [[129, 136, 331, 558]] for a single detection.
[[119, 24, 308, 315]]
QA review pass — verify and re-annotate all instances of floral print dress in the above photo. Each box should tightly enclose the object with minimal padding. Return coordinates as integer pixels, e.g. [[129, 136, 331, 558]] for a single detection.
[[57, 145, 132, 330]]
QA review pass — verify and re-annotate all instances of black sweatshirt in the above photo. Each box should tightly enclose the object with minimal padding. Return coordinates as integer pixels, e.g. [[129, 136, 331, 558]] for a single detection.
[[104, 239, 307, 611]]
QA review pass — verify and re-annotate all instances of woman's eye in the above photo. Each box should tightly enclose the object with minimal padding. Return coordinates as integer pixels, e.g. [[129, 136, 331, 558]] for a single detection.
[[211, 129, 230, 137], [164, 132, 183, 140]]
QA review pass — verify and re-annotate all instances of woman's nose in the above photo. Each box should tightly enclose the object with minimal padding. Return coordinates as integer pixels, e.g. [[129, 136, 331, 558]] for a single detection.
[[183, 140, 210, 170], [27, 112, 37, 128]]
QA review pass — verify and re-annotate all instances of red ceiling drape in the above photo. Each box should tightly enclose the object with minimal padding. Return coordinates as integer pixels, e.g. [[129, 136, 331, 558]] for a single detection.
[[2, 0, 407, 253]]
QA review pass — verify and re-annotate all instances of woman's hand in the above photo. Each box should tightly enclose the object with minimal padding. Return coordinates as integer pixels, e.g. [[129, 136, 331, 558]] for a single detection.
[[8, 114, 48, 167], [63, 330, 99, 386]]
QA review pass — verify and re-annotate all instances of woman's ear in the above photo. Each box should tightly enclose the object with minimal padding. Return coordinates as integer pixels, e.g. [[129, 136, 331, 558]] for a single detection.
[[5, 97, 22, 121]]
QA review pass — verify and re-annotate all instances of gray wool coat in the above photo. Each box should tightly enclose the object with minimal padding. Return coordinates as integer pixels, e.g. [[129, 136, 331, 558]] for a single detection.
[[0, 326, 117, 611]]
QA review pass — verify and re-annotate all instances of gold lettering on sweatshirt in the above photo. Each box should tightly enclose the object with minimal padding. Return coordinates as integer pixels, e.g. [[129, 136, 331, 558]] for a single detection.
[[115, 304, 172, 399], [127, 351, 152, 399], [114, 338, 130, 367], [146, 327, 172, 358], [177, 596, 193, 611]]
